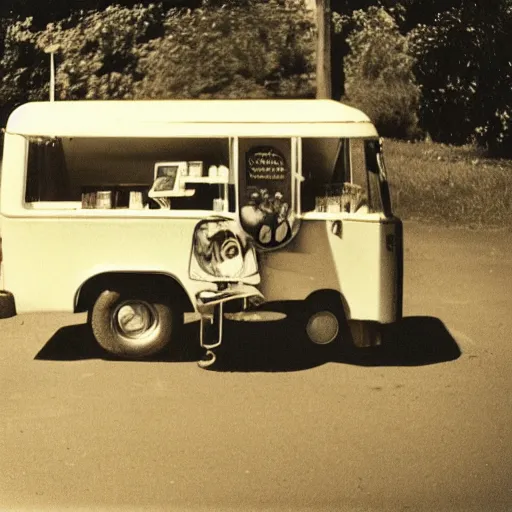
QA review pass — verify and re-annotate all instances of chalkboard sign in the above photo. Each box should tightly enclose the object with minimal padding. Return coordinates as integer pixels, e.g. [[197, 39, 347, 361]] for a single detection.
[[238, 142, 300, 251], [246, 147, 287, 181]]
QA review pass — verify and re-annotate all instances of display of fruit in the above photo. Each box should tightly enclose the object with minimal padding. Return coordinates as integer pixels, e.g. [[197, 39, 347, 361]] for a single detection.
[[258, 225, 272, 244], [240, 203, 266, 229], [275, 221, 289, 243], [240, 188, 293, 247]]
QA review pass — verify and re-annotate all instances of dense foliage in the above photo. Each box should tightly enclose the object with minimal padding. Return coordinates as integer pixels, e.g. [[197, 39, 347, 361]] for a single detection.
[[338, 6, 420, 139], [409, 1, 512, 155], [135, 1, 315, 99], [36, 4, 168, 100], [0, 18, 49, 127], [0, 1, 314, 109], [0, 0, 200, 28], [335, 0, 511, 155]]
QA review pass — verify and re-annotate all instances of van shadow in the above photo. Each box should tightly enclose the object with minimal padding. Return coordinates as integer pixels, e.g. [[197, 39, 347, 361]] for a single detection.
[[35, 315, 461, 372], [208, 314, 462, 371], [34, 321, 203, 364], [340, 316, 462, 368]]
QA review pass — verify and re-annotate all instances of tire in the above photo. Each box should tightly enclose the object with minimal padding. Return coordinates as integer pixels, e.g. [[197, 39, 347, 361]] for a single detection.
[[90, 288, 176, 359], [301, 293, 347, 348]]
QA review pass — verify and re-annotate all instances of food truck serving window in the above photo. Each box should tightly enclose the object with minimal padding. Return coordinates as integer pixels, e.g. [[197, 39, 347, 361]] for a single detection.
[[24, 136, 233, 211], [300, 137, 393, 217]]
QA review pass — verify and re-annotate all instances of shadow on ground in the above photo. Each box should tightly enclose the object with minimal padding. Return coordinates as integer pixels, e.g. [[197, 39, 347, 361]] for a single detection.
[[35, 314, 461, 372], [343, 316, 462, 368]]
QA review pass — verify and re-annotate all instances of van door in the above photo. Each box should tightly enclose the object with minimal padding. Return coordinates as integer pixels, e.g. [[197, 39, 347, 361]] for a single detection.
[[363, 138, 403, 321]]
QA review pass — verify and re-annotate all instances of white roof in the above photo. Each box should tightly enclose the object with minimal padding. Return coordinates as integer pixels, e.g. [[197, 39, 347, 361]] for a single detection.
[[6, 99, 378, 138]]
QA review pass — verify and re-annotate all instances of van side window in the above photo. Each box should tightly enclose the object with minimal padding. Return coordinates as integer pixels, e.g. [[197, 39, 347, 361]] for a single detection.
[[301, 138, 348, 212], [301, 138, 370, 214], [25, 137, 71, 202], [354, 138, 391, 214], [349, 139, 382, 213]]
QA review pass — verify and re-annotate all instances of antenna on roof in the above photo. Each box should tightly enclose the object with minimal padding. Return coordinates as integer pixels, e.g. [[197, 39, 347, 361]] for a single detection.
[[44, 44, 60, 102]]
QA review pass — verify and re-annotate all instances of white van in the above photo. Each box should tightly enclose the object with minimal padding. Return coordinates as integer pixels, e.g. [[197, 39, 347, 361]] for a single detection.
[[0, 99, 402, 367]]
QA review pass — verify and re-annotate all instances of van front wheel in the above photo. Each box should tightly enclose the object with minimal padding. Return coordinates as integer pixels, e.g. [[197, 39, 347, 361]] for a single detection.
[[91, 289, 175, 358], [302, 293, 346, 347]]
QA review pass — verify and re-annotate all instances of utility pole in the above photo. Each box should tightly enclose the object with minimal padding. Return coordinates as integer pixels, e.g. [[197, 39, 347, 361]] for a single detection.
[[315, 0, 332, 99]]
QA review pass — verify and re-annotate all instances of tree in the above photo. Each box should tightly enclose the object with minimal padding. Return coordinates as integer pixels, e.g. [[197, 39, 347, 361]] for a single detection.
[[134, 1, 315, 99], [410, 0, 512, 154], [395, 0, 464, 31], [330, 0, 409, 101], [0, 18, 49, 111], [0, 0, 201, 28], [35, 4, 167, 100], [0, 0, 315, 109]]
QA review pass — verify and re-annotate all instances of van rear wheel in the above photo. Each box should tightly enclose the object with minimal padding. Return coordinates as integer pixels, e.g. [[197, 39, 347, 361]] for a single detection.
[[90, 288, 175, 358]]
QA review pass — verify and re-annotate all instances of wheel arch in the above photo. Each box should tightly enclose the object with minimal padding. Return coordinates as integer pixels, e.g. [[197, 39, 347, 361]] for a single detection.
[[304, 288, 351, 321], [74, 271, 194, 314]]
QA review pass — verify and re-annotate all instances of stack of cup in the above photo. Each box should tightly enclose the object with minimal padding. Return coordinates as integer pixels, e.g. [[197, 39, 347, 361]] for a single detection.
[[129, 191, 144, 209]]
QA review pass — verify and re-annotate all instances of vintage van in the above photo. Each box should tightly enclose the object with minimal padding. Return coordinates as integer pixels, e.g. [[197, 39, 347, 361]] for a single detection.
[[0, 100, 402, 367]]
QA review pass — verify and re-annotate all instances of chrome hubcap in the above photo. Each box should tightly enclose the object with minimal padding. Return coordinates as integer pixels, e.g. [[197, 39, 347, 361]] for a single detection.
[[306, 311, 339, 345], [113, 301, 157, 339]]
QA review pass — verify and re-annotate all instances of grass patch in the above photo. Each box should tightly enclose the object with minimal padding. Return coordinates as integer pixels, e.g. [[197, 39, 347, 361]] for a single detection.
[[384, 139, 512, 227]]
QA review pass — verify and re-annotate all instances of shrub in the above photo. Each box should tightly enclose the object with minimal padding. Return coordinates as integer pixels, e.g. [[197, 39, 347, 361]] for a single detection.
[[339, 6, 421, 139], [345, 79, 421, 140]]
